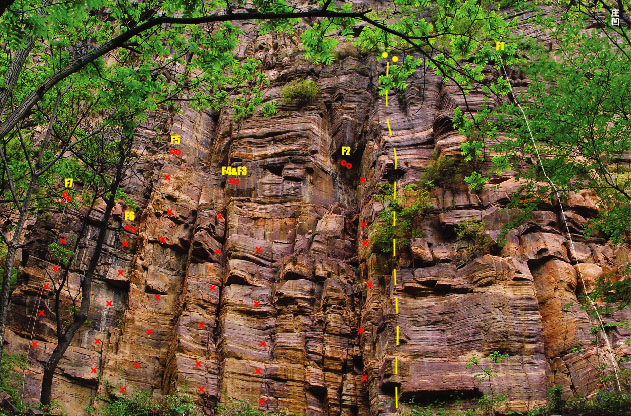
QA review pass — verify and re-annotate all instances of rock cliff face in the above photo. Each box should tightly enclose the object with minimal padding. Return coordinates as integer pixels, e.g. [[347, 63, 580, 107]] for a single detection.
[[4, 8, 631, 416]]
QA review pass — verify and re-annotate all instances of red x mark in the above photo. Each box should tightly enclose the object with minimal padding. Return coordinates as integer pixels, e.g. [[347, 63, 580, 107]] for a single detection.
[[362, 240, 369, 246], [120, 387, 126, 393], [95, 338, 101, 345], [215, 249, 221, 255], [360, 177, 366, 183], [133, 362, 140, 369], [166, 209, 173, 215], [53, 265, 59, 272], [91, 367, 97, 374], [255, 368, 261, 374], [159, 236, 166, 243], [357, 328, 364, 334], [254, 301, 260, 307], [155, 294, 161, 300], [361, 374, 367, 381], [197, 386, 205, 393], [217, 213, 224, 220], [146, 329, 152, 336], [198, 322, 205, 329], [59, 238, 66, 244], [38, 309, 44, 316], [361, 221, 367, 227], [31, 341, 38, 348], [164, 174, 171, 181], [259, 398, 265, 405], [122, 240, 129, 248], [117, 270, 124, 276], [195, 361, 202, 367], [210, 284, 216, 291], [43, 283, 50, 290], [255, 247, 261, 253], [366, 281, 373, 289], [106, 300, 113, 307], [259, 341, 266, 347]]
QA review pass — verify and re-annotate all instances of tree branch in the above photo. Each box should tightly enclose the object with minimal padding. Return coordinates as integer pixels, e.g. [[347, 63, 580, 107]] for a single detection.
[[0, 7, 372, 143]]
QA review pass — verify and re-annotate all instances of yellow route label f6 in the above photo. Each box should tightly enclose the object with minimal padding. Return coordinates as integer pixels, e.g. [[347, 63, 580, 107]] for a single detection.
[[221, 166, 247, 176]]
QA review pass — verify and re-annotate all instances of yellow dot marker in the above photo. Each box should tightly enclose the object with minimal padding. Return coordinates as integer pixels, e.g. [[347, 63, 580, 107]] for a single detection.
[[386, 119, 392, 136], [392, 56, 398, 63], [382, 51, 388, 58]]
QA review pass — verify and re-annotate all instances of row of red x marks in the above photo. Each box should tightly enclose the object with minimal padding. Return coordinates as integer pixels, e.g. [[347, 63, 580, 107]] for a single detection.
[[49, 201, 372, 400]]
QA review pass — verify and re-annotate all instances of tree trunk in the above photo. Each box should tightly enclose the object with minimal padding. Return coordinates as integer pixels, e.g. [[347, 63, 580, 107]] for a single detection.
[[0, 180, 36, 365], [39, 141, 126, 406], [0, 242, 17, 365]]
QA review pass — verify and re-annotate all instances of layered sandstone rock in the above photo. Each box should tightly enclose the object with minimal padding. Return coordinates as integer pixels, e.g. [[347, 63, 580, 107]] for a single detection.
[[4, 5, 631, 416]]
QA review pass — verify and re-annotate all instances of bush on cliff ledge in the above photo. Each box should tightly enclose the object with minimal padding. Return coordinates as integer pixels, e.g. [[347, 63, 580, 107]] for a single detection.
[[280, 79, 319, 106]]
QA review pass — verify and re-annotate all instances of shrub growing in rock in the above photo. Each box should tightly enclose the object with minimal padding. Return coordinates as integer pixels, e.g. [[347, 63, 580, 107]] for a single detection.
[[455, 219, 493, 263], [280, 79, 319, 106]]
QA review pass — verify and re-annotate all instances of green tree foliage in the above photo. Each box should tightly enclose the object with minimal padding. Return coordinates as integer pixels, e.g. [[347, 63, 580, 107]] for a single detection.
[[467, 1, 631, 245]]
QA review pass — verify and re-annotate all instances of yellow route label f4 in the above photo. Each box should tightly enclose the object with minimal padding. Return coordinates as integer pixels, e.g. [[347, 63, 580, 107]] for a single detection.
[[221, 166, 248, 176]]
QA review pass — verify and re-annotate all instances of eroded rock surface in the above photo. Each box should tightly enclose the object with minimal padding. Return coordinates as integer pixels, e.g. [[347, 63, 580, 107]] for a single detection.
[[4, 7, 631, 416]]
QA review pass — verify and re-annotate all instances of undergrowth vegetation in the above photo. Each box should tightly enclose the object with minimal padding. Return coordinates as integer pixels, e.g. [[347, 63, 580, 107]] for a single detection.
[[89, 389, 200, 416], [215, 397, 291, 416]]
